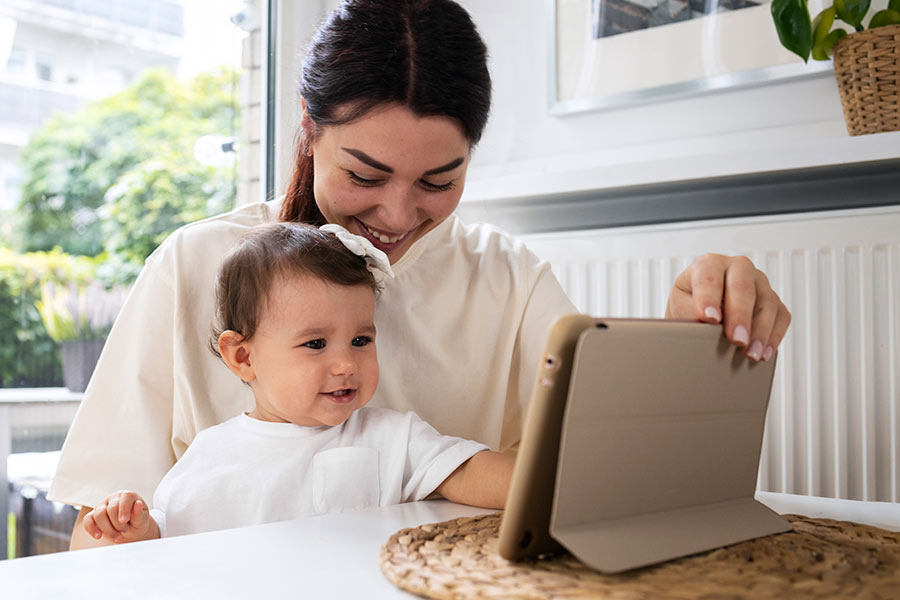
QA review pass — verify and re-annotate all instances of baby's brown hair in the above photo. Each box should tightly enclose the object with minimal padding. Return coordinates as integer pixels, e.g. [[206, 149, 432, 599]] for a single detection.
[[210, 222, 378, 358]]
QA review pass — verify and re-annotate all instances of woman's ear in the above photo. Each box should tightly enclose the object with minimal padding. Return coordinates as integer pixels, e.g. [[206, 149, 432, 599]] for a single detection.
[[300, 97, 311, 128], [299, 97, 315, 157], [218, 330, 256, 383]]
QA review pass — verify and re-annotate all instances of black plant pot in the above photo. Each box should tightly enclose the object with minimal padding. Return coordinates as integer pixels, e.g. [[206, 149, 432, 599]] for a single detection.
[[59, 339, 105, 392]]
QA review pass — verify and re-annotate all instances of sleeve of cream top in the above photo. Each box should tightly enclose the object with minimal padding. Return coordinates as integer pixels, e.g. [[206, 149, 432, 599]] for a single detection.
[[501, 247, 578, 452], [48, 246, 179, 509]]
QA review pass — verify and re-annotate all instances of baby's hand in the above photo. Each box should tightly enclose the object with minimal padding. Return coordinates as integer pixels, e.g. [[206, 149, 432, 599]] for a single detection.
[[83, 490, 156, 543]]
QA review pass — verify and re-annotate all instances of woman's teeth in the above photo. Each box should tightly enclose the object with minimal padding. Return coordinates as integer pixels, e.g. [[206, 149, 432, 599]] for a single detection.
[[363, 224, 405, 244]]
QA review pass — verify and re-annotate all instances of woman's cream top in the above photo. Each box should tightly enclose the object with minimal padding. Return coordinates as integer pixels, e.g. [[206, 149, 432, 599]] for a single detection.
[[48, 199, 576, 508]]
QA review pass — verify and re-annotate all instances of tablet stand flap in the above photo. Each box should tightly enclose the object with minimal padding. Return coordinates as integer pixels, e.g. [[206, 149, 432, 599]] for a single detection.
[[552, 497, 791, 574], [549, 321, 791, 574]]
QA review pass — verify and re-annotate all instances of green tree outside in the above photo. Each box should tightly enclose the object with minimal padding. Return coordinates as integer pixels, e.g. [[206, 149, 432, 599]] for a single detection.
[[3, 66, 239, 387], [16, 67, 239, 269]]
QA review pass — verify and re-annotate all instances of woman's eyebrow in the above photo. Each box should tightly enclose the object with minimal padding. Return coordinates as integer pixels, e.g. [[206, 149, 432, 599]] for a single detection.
[[341, 147, 465, 176], [423, 157, 465, 176], [342, 147, 393, 173]]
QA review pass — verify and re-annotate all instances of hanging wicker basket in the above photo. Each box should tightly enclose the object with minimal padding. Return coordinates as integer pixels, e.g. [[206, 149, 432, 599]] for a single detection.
[[832, 24, 900, 136]]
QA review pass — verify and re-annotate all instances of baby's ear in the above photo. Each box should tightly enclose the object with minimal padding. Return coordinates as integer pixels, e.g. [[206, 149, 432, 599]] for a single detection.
[[218, 330, 256, 383]]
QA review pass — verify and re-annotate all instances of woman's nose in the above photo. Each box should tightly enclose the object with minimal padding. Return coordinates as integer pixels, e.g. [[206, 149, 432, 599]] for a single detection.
[[377, 186, 418, 232]]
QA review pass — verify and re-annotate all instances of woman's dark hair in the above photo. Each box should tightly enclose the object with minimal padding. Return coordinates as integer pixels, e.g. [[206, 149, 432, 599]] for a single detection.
[[210, 222, 378, 358], [280, 0, 492, 224]]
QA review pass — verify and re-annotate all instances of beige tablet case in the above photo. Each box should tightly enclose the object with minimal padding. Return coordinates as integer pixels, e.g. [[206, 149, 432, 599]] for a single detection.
[[499, 317, 791, 573], [498, 314, 597, 560]]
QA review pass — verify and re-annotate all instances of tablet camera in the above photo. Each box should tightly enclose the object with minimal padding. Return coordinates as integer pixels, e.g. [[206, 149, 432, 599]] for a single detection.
[[543, 354, 560, 371]]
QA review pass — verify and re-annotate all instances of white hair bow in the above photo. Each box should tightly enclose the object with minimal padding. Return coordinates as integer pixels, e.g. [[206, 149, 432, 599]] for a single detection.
[[320, 224, 395, 282]]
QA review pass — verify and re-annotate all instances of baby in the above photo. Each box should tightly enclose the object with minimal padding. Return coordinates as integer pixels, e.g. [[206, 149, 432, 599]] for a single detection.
[[83, 222, 514, 543]]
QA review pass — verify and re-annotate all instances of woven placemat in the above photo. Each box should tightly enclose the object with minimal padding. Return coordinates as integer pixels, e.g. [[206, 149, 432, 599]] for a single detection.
[[380, 512, 900, 599]]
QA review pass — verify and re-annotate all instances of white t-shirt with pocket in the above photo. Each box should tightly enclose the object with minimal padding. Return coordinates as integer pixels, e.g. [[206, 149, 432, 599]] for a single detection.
[[149, 407, 488, 537]]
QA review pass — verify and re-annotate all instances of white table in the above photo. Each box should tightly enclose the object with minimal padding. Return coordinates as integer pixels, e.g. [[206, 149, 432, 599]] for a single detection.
[[2, 494, 898, 599], [0, 499, 489, 599], [1, 388, 82, 560]]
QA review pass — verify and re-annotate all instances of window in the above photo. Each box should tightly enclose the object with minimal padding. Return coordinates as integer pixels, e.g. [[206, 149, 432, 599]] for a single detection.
[[5, 49, 27, 76], [34, 57, 53, 82], [1, 0, 268, 560]]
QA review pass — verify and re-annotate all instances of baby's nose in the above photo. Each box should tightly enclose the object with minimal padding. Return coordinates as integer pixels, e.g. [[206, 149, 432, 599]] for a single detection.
[[329, 351, 356, 376]]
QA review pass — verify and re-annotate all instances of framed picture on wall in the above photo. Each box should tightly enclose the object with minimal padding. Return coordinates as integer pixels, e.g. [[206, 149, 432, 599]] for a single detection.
[[549, 0, 833, 115]]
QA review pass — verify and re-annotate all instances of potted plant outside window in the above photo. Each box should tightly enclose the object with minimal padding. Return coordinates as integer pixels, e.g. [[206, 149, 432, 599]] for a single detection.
[[35, 282, 127, 392], [771, 0, 900, 135]]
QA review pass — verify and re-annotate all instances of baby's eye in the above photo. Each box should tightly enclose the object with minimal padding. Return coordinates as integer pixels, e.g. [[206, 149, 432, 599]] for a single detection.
[[352, 336, 373, 347], [302, 339, 326, 350]]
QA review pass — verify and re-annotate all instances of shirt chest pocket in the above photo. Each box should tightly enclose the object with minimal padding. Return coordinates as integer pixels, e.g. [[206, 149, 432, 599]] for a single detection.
[[312, 446, 381, 514]]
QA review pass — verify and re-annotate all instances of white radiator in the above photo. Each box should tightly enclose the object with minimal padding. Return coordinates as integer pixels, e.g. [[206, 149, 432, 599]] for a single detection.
[[520, 206, 900, 502]]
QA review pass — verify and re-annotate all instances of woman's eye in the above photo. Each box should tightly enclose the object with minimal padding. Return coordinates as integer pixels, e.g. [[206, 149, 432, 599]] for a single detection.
[[347, 171, 382, 187], [302, 339, 326, 350], [352, 336, 373, 347], [420, 179, 455, 192]]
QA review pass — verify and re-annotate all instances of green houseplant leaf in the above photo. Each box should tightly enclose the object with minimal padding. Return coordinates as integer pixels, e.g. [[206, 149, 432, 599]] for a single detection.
[[869, 8, 900, 28], [822, 29, 848, 56], [834, 0, 871, 30], [811, 8, 837, 60], [772, 0, 813, 62]]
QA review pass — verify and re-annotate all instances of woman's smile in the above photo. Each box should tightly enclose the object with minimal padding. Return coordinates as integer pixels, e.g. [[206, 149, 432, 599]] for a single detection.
[[354, 218, 415, 252]]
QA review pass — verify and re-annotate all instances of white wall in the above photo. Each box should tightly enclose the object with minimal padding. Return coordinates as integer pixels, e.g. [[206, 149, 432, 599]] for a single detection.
[[275, 0, 898, 203], [459, 0, 851, 196]]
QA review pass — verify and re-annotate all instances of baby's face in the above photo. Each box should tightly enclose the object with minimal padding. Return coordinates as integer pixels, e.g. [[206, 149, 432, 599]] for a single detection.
[[244, 273, 378, 427]]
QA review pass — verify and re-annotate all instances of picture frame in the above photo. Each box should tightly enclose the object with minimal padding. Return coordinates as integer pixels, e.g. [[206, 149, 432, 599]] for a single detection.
[[548, 0, 833, 115]]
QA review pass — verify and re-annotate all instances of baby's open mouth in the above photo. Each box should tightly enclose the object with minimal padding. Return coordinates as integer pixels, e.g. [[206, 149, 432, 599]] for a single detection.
[[322, 389, 356, 404]]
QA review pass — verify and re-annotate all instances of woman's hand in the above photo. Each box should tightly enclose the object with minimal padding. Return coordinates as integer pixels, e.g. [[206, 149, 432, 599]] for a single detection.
[[666, 254, 791, 361], [82, 490, 160, 544]]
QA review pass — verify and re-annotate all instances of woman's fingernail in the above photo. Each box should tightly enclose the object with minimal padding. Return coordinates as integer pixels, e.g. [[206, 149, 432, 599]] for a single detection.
[[747, 340, 763, 360], [704, 306, 722, 322], [763, 346, 774, 361], [733, 326, 750, 346]]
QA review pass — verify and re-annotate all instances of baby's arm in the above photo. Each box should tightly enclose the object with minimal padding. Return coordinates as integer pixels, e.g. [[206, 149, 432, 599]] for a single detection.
[[82, 490, 161, 544], [435, 450, 515, 509]]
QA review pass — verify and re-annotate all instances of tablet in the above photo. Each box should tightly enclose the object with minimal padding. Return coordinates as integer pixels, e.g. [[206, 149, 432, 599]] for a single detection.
[[498, 314, 596, 560], [498, 316, 791, 572]]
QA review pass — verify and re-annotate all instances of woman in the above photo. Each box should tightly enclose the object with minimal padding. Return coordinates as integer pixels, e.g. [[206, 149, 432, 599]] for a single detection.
[[54, 0, 790, 549]]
